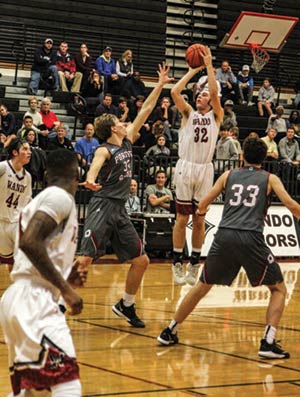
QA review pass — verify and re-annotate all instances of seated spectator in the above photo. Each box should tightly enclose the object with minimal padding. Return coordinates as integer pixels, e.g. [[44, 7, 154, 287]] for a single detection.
[[74, 123, 99, 167], [116, 49, 134, 88], [294, 79, 300, 109], [261, 128, 279, 161], [56, 41, 82, 92], [23, 129, 39, 147], [278, 127, 300, 164], [75, 43, 94, 88], [257, 78, 275, 117], [117, 96, 131, 122], [247, 131, 259, 139], [82, 71, 103, 100], [121, 70, 146, 102], [0, 134, 16, 158], [95, 46, 120, 94], [23, 129, 46, 182], [145, 134, 174, 182], [193, 69, 221, 101], [27, 38, 58, 95], [125, 179, 141, 215], [237, 64, 254, 106], [39, 98, 60, 146], [145, 134, 170, 157], [229, 126, 242, 160], [47, 123, 74, 151], [0, 104, 16, 137], [287, 110, 300, 137], [145, 169, 173, 214], [267, 105, 288, 143], [223, 100, 237, 127], [152, 97, 174, 143], [23, 97, 43, 127], [17, 115, 40, 144], [95, 93, 118, 118], [215, 123, 238, 161], [216, 60, 239, 104]]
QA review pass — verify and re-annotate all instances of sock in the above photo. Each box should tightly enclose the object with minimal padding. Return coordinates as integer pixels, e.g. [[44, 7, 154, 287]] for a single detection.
[[168, 319, 178, 334], [173, 248, 183, 265], [190, 249, 201, 266], [123, 292, 135, 307], [264, 325, 276, 344]]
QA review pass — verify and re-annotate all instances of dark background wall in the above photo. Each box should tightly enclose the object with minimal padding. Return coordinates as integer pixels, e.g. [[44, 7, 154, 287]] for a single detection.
[[216, 0, 300, 89], [0, 0, 167, 75]]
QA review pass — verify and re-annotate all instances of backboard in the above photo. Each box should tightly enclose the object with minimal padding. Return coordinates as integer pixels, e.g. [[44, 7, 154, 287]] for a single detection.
[[220, 12, 299, 53]]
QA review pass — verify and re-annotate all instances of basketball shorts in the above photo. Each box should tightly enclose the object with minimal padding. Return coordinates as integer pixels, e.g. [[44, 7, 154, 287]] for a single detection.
[[0, 279, 80, 395], [0, 220, 17, 263], [200, 228, 283, 286], [174, 159, 214, 214], [80, 197, 144, 262]]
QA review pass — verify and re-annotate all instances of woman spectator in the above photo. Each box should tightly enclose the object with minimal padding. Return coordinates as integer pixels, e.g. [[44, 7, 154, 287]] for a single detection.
[[82, 71, 103, 101], [0, 104, 16, 137], [287, 110, 300, 137], [23, 129, 39, 147], [23, 97, 43, 127], [75, 43, 94, 88], [145, 134, 174, 184], [23, 128, 46, 183], [116, 49, 134, 78]]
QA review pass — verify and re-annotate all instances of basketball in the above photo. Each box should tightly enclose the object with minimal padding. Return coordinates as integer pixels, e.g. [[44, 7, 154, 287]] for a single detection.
[[185, 44, 206, 68]]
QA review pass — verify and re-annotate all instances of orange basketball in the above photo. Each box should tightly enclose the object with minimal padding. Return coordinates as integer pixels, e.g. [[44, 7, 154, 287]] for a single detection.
[[185, 44, 206, 68]]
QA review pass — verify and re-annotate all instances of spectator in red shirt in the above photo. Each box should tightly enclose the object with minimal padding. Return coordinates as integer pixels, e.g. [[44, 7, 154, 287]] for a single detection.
[[39, 98, 60, 144], [56, 41, 82, 93]]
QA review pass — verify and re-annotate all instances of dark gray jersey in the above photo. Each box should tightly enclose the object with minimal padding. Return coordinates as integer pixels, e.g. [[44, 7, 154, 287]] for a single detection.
[[94, 139, 132, 202], [219, 167, 270, 232]]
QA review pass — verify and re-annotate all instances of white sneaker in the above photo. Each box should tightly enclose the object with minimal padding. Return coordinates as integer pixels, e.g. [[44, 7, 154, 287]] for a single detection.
[[247, 101, 255, 106], [185, 263, 200, 285], [172, 262, 186, 285]]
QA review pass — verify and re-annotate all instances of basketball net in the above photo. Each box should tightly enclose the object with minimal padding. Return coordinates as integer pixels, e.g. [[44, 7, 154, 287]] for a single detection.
[[250, 44, 270, 73]]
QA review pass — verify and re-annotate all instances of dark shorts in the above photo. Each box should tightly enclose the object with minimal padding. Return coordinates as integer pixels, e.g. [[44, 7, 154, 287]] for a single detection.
[[80, 197, 144, 262], [200, 228, 283, 287]]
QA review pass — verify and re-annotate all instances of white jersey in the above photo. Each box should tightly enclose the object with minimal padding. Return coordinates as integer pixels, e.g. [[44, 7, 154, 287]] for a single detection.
[[0, 160, 32, 223], [11, 186, 78, 298], [178, 109, 219, 164]]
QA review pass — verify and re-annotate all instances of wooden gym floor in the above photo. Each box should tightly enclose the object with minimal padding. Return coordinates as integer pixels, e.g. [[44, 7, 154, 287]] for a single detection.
[[1, 260, 300, 396]]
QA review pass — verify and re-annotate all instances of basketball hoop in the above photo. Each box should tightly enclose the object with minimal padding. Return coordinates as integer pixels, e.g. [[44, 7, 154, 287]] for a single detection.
[[250, 44, 270, 73]]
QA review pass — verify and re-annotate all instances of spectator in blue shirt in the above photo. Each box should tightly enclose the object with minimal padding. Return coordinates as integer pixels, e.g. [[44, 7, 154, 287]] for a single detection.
[[95, 46, 120, 95], [74, 123, 99, 167], [237, 64, 254, 106], [216, 60, 240, 105]]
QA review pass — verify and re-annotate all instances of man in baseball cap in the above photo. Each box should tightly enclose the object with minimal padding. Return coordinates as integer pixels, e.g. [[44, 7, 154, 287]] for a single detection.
[[95, 46, 119, 94], [238, 64, 254, 106], [44, 38, 53, 45]]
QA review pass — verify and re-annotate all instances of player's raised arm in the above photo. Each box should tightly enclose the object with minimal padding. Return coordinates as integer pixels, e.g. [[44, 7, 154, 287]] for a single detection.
[[127, 63, 173, 143], [19, 210, 83, 315]]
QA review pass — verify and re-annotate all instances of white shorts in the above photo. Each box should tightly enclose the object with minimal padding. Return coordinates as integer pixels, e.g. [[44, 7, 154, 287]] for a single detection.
[[0, 279, 79, 394], [0, 220, 17, 259], [174, 159, 214, 213]]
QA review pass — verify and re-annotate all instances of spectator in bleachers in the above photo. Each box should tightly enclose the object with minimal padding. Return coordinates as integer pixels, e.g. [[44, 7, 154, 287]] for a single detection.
[[23, 129, 39, 147], [267, 105, 288, 143], [17, 115, 39, 144], [145, 134, 170, 157], [23, 129, 46, 182], [27, 38, 59, 95], [193, 69, 221, 101], [216, 60, 239, 104], [82, 71, 103, 100], [230, 126, 242, 159], [47, 123, 74, 151], [294, 79, 300, 109], [95, 46, 120, 94], [74, 123, 99, 167], [95, 93, 118, 118], [0, 104, 16, 137], [145, 134, 174, 182], [116, 49, 134, 80], [121, 70, 147, 102], [237, 64, 254, 106], [152, 97, 174, 143], [39, 98, 60, 141], [215, 123, 238, 161], [257, 78, 275, 117], [247, 131, 259, 139], [278, 127, 300, 164], [23, 97, 43, 127], [145, 169, 173, 214], [125, 179, 141, 215], [75, 43, 94, 88], [261, 128, 279, 161], [223, 100, 237, 127], [117, 97, 131, 122], [287, 110, 300, 137], [56, 41, 82, 93]]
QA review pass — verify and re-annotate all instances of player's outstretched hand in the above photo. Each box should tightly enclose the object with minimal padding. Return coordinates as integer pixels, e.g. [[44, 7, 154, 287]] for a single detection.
[[63, 288, 83, 315], [78, 181, 102, 191], [157, 62, 174, 86]]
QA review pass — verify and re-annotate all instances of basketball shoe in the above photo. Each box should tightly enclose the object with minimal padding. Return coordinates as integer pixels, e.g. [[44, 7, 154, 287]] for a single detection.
[[112, 299, 145, 328], [185, 262, 200, 285], [157, 327, 179, 345], [172, 262, 186, 285], [258, 339, 290, 359]]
